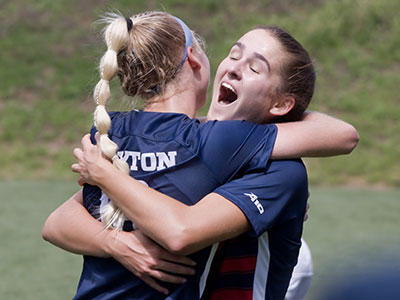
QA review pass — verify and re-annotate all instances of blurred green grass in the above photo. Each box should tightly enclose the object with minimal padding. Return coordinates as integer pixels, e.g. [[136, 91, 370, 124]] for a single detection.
[[0, 181, 82, 299], [1, 181, 398, 299], [0, 0, 399, 185], [302, 186, 400, 299]]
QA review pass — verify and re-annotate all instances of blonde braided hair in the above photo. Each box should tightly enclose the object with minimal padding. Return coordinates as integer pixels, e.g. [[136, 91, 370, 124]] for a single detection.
[[92, 11, 203, 230]]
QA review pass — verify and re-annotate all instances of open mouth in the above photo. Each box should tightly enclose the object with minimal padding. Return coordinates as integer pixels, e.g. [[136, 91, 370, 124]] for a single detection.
[[218, 82, 238, 105]]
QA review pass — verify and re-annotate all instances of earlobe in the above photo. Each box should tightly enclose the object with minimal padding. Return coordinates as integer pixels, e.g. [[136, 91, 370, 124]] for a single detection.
[[270, 97, 295, 116]]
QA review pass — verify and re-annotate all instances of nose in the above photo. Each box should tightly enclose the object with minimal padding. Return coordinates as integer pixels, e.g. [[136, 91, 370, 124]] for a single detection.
[[227, 62, 242, 80]]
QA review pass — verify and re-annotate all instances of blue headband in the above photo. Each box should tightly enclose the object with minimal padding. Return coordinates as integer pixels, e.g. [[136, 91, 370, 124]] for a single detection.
[[149, 16, 194, 95], [173, 16, 193, 69]]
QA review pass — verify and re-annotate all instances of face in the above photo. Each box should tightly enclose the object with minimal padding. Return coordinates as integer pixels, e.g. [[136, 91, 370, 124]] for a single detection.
[[207, 29, 284, 123]]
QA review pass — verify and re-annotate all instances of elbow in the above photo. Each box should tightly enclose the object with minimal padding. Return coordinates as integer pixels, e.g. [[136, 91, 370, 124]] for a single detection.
[[164, 240, 189, 255], [161, 226, 196, 255], [41, 213, 57, 242], [342, 124, 360, 154], [41, 219, 52, 242], [165, 240, 194, 256]]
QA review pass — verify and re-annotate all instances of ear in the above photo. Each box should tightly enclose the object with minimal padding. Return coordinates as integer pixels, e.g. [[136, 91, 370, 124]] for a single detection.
[[269, 96, 295, 116], [186, 46, 202, 70]]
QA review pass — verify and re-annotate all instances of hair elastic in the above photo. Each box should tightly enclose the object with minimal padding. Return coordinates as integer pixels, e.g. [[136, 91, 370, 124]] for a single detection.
[[149, 16, 194, 95], [125, 17, 133, 32], [173, 16, 193, 69]]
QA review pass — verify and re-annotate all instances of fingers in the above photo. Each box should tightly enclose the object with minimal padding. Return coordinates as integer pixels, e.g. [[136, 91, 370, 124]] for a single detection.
[[304, 202, 310, 222], [71, 164, 87, 186], [140, 276, 169, 295], [71, 163, 81, 173], [159, 251, 196, 267], [77, 176, 86, 186], [80, 132, 104, 159], [73, 148, 84, 161], [81, 133, 93, 151], [148, 269, 188, 284], [95, 131, 100, 144], [154, 260, 195, 276], [72, 147, 85, 185]]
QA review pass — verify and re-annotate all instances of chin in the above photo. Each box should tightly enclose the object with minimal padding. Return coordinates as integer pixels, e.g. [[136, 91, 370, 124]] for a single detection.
[[207, 110, 226, 121]]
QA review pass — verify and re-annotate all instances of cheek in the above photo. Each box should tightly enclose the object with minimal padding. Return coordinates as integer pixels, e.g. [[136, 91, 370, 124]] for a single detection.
[[256, 77, 276, 102], [244, 82, 274, 115], [243, 77, 267, 99], [215, 58, 230, 78]]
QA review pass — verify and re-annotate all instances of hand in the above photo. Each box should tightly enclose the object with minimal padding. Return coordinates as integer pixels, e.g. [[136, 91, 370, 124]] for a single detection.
[[72, 133, 110, 186], [304, 202, 310, 222], [107, 230, 196, 295]]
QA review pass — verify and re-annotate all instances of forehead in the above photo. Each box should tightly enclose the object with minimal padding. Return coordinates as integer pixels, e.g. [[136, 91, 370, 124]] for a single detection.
[[236, 29, 284, 66]]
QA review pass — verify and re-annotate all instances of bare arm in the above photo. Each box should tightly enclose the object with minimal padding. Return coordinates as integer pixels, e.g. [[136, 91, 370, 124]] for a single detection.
[[42, 190, 196, 294], [42, 190, 111, 257], [271, 111, 359, 159], [73, 141, 249, 255], [72, 111, 358, 254], [101, 180, 249, 256]]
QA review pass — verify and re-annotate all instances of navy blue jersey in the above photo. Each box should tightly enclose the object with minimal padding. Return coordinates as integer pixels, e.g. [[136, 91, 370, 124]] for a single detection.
[[75, 110, 277, 300], [202, 160, 309, 300]]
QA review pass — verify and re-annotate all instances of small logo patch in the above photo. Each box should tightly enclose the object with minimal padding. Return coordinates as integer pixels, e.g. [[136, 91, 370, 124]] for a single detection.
[[244, 192, 264, 214]]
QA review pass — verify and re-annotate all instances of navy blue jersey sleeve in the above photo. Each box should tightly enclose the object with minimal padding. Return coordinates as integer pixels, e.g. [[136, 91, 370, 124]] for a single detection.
[[198, 120, 277, 183], [89, 124, 97, 144], [213, 159, 309, 237]]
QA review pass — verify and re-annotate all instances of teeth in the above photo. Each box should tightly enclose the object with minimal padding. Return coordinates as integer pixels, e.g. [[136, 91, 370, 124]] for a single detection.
[[222, 82, 236, 93]]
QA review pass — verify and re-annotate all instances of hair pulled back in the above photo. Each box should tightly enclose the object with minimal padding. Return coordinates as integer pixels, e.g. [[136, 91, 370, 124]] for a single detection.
[[254, 26, 316, 122], [93, 11, 197, 230]]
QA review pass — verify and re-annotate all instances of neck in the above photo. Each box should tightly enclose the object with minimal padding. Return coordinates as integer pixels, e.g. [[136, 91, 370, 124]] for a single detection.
[[145, 85, 198, 119]]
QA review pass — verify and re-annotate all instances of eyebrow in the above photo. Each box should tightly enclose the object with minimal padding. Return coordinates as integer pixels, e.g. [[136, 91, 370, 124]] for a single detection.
[[233, 42, 271, 72]]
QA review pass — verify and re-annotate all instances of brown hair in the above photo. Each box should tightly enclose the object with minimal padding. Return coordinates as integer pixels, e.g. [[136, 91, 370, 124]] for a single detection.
[[254, 25, 316, 122]]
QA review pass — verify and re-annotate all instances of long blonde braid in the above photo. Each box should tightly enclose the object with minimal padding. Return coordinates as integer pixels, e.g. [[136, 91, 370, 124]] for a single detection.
[[93, 15, 131, 230]]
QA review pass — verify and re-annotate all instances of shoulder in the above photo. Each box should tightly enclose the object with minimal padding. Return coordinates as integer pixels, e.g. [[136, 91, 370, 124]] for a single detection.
[[108, 111, 199, 140], [266, 159, 308, 187]]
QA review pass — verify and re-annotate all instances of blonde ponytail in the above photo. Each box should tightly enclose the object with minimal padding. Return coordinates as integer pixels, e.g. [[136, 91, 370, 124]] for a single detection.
[[93, 15, 131, 230], [89, 11, 204, 230]]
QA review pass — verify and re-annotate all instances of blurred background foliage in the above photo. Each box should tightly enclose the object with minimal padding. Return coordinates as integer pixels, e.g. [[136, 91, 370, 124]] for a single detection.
[[0, 0, 399, 185], [1, 1, 399, 299]]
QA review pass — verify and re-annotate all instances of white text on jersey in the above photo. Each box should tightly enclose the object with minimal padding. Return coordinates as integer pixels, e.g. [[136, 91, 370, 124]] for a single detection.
[[117, 151, 177, 172], [244, 192, 264, 214]]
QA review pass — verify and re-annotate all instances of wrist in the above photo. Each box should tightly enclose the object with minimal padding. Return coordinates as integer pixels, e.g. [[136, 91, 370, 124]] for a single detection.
[[101, 228, 119, 257], [89, 158, 113, 184]]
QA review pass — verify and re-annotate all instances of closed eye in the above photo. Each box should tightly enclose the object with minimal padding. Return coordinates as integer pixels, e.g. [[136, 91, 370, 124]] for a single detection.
[[250, 67, 260, 74]]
